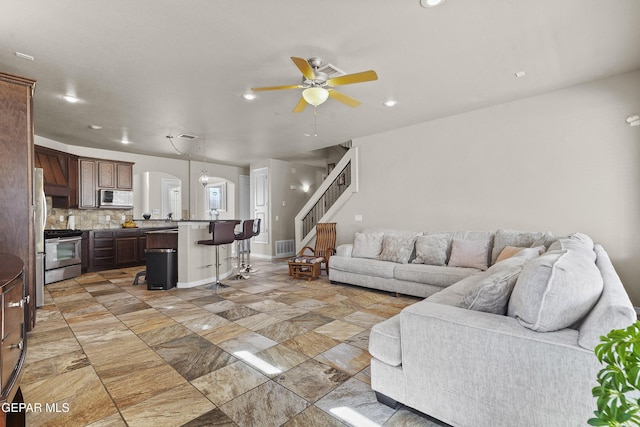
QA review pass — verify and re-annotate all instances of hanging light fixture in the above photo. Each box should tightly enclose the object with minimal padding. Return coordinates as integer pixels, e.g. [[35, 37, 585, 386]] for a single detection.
[[198, 139, 210, 187], [302, 87, 329, 107]]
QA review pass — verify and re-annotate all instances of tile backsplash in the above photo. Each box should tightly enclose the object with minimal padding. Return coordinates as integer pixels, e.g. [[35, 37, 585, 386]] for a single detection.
[[45, 197, 175, 230]]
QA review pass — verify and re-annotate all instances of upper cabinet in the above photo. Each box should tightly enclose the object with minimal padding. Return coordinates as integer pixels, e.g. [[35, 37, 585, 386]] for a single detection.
[[79, 157, 134, 208], [34, 146, 79, 208]]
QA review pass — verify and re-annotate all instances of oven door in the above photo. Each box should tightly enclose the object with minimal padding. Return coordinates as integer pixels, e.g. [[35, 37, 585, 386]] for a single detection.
[[45, 237, 82, 270]]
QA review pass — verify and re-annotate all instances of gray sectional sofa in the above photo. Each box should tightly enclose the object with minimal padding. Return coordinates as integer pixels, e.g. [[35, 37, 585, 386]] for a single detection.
[[330, 229, 637, 426]]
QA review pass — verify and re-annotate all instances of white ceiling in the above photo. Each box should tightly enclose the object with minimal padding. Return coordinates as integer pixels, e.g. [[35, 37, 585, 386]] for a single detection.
[[1, 0, 639, 167]]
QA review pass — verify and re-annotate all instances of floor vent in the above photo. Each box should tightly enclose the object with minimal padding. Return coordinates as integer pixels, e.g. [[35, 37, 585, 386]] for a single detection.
[[276, 240, 295, 257]]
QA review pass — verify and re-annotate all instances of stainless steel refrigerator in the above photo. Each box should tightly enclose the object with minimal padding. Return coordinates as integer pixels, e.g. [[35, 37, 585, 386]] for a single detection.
[[34, 168, 46, 307]]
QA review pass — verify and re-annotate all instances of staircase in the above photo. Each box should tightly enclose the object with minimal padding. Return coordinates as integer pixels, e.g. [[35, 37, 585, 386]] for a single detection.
[[294, 147, 359, 251]]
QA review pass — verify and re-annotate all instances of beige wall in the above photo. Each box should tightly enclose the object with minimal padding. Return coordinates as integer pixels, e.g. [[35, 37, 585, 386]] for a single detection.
[[250, 159, 324, 257], [332, 70, 640, 305]]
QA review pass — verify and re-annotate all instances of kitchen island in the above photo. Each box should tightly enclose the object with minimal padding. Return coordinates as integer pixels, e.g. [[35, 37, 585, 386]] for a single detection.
[[175, 221, 238, 288]]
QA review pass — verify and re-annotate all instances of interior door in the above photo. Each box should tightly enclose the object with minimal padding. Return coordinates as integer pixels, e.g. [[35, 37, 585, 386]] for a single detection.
[[253, 167, 268, 244]]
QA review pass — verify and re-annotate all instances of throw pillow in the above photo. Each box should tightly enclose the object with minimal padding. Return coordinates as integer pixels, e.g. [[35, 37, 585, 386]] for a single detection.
[[448, 238, 491, 270], [352, 231, 384, 259], [491, 229, 545, 264], [412, 234, 449, 266], [496, 245, 545, 263], [378, 234, 418, 264], [457, 265, 521, 315], [507, 249, 604, 332], [547, 233, 596, 261]]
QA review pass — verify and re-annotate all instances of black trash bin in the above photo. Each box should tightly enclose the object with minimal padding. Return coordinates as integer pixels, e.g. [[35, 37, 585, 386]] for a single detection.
[[145, 248, 177, 290]]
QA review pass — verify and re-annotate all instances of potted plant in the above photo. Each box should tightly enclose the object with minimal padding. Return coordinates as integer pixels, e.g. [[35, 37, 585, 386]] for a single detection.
[[589, 321, 640, 426]]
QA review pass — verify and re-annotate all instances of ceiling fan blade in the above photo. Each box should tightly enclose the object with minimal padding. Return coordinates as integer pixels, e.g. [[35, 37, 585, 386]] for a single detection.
[[251, 84, 301, 91], [326, 70, 378, 86], [291, 57, 316, 80], [328, 90, 361, 108], [293, 97, 307, 113]]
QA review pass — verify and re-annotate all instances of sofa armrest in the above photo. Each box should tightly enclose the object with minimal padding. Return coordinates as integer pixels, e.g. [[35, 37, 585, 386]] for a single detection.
[[397, 301, 600, 425], [336, 244, 353, 258]]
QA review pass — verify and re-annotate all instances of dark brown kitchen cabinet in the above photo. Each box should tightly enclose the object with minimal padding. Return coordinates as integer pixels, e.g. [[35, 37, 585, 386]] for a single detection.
[[114, 230, 138, 267], [89, 231, 115, 270], [81, 231, 89, 273], [0, 72, 37, 332], [34, 145, 79, 209], [79, 158, 133, 209], [88, 228, 174, 272], [79, 158, 97, 208]]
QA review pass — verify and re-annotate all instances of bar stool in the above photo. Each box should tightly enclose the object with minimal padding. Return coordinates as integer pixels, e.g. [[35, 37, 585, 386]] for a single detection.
[[244, 218, 261, 273], [232, 219, 254, 280], [197, 220, 238, 289]]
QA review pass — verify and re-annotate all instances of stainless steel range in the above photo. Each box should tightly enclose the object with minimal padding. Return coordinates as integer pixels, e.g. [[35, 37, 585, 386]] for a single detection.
[[44, 229, 83, 284]]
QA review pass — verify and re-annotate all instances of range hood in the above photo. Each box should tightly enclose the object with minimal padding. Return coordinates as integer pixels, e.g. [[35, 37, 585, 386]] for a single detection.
[[35, 146, 78, 208]]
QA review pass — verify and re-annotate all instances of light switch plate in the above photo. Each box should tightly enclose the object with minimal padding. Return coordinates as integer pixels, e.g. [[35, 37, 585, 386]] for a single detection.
[[355, 214, 363, 222]]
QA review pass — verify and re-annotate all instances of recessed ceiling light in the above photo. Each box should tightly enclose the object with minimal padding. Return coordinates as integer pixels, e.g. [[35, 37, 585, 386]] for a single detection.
[[626, 115, 639, 124], [515, 71, 526, 78], [120, 139, 130, 144], [383, 99, 398, 107], [420, 0, 446, 8], [241, 92, 257, 101], [15, 52, 34, 61], [89, 125, 102, 130], [62, 95, 79, 103]]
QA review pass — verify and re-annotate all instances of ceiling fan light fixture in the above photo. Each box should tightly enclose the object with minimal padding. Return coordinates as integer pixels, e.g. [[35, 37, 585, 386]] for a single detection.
[[302, 87, 329, 107]]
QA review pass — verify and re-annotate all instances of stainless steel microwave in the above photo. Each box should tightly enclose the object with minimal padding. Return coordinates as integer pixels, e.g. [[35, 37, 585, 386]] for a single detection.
[[99, 189, 134, 207]]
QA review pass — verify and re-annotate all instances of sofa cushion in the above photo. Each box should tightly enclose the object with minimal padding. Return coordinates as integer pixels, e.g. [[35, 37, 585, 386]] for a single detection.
[[330, 255, 396, 279], [491, 229, 546, 264], [456, 251, 542, 314], [448, 238, 492, 270], [369, 315, 402, 366], [378, 234, 419, 264], [394, 263, 480, 288], [508, 249, 604, 332], [352, 231, 384, 259], [412, 234, 449, 266], [548, 232, 596, 262], [578, 244, 637, 349]]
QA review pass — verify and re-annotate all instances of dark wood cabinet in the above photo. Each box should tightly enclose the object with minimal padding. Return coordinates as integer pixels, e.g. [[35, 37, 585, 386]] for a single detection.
[[0, 254, 28, 427], [34, 146, 79, 209], [89, 231, 115, 270], [0, 72, 37, 332], [79, 158, 97, 208], [114, 231, 138, 266], [88, 228, 175, 272], [79, 158, 133, 208], [97, 161, 115, 189], [81, 231, 89, 273]]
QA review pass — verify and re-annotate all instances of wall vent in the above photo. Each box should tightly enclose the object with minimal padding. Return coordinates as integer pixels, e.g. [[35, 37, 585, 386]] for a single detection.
[[276, 240, 295, 257]]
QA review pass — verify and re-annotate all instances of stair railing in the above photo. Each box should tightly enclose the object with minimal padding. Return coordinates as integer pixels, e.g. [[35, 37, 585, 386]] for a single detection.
[[295, 147, 359, 251]]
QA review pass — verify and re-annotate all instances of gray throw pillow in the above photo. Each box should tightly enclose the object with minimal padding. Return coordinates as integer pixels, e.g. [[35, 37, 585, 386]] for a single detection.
[[412, 234, 449, 266], [352, 231, 384, 259], [508, 249, 603, 332], [458, 266, 521, 314], [457, 255, 532, 314], [378, 234, 418, 264]]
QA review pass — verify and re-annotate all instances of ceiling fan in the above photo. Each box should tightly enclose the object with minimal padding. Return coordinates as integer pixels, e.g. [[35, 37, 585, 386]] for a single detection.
[[251, 57, 378, 112]]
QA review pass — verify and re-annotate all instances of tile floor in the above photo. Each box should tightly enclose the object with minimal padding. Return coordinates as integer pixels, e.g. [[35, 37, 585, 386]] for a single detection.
[[22, 259, 446, 426]]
